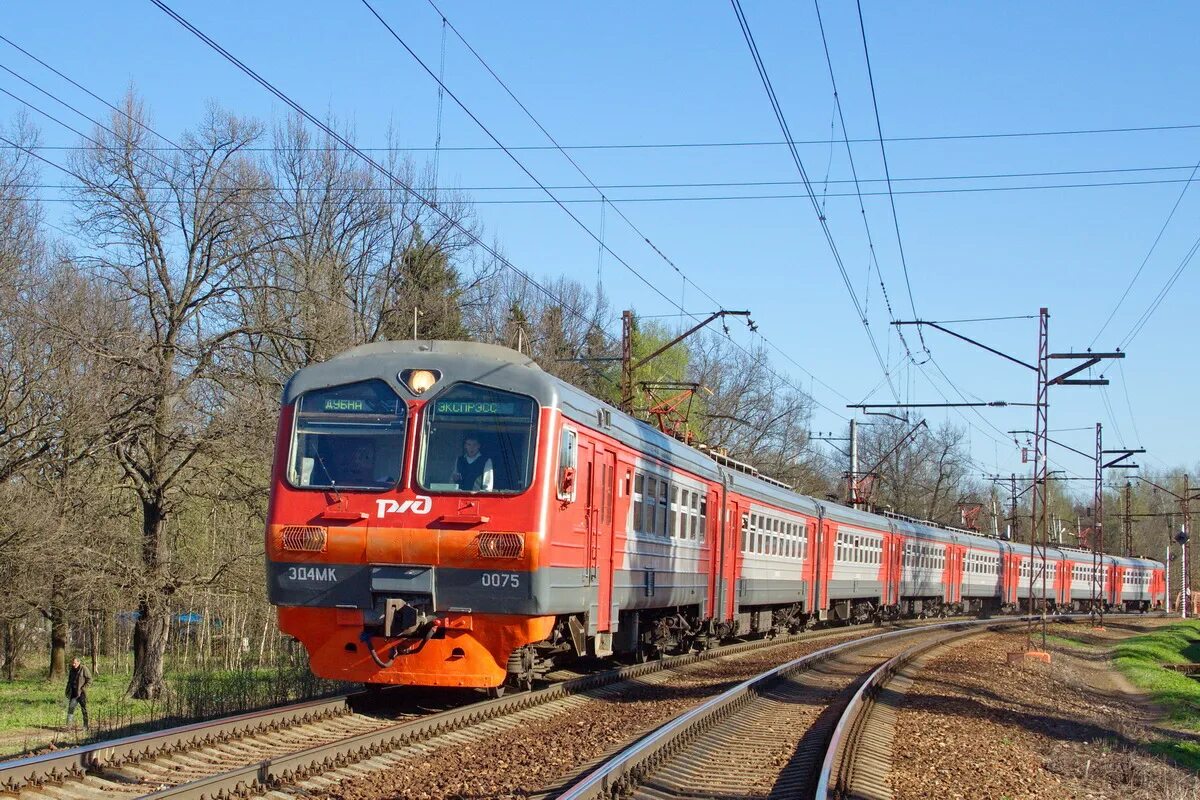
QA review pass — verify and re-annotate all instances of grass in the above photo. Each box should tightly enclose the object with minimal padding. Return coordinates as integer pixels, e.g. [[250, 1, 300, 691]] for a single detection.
[[0, 666, 155, 755], [1113, 621, 1200, 729], [1044, 632, 1093, 650], [0, 653, 348, 758], [1111, 620, 1200, 772], [1149, 740, 1200, 772]]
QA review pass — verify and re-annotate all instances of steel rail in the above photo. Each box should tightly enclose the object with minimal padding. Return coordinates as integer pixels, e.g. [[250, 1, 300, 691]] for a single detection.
[[0, 693, 356, 793], [137, 622, 926, 800], [814, 628, 988, 798], [815, 611, 1163, 798], [554, 618, 1004, 800], [0, 621, 918, 799]]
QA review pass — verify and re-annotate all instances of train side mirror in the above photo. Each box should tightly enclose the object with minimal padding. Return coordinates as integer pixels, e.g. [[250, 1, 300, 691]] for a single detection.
[[560, 466, 576, 495], [557, 427, 578, 501]]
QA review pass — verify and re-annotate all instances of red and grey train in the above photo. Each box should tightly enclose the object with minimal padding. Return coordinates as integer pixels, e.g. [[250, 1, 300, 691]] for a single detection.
[[265, 341, 1166, 691]]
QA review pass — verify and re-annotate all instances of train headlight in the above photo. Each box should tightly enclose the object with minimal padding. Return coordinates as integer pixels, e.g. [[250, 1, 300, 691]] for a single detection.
[[401, 369, 440, 395]]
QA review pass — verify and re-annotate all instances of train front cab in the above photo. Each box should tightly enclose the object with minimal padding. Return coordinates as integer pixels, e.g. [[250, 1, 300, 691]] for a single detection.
[[266, 343, 577, 690]]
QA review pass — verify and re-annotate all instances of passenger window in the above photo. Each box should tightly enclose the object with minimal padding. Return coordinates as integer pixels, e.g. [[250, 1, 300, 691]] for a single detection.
[[633, 473, 644, 531], [662, 479, 672, 534], [643, 476, 656, 533]]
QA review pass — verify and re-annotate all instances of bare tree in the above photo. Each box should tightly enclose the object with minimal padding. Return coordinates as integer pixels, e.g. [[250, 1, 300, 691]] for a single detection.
[[69, 94, 272, 698], [0, 116, 59, 488], [858, 418, 983, 523], [691, 337, 824, 492]]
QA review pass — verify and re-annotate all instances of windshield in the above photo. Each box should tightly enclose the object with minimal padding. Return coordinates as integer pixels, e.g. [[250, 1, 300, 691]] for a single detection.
[[417, 382, 537, 494], [288, 380, 406, 491]]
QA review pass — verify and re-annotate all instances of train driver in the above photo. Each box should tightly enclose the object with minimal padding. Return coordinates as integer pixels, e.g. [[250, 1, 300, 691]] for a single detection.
[[339, 440, 382, 487], [451, 434, 494, 491]]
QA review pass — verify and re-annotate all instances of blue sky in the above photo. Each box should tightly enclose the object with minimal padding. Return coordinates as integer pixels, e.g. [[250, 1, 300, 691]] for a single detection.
[[2, 1, 1197, 493]]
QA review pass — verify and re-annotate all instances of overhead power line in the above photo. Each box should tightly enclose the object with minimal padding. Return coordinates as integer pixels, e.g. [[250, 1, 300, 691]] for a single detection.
[[0, 60, 632, 397], [9, 159, 1199, 192], [134, 0, 638, 366], [13, 175, 1200, 204], [3, 122, 1198, 152], [1118, 226, 1200, 348], [360, 0, 851, 419], [854, 0, 924, 355], [1089, 155, 1200, 348], [812, 0, 917, 370], [730, 0, 899, 402]]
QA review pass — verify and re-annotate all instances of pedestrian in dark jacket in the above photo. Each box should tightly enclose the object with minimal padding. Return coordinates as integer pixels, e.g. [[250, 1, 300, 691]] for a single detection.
[[65, 656, 91, 729]]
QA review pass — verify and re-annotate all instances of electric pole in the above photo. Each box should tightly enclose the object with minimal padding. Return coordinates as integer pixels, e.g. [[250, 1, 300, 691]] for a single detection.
[[1010, 473, 1019, 542], [849, 418, 859, 510], [1123, 480, 1133, 558], [1133, 474, 1199, 617], [1092, 422, 1103, 625], [619, 308, 751, 414], [1180, 474, 1190, 614]]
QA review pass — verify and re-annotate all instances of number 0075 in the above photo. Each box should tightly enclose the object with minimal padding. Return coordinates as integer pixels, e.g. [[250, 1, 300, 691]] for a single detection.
[[481, 572, 520, 588]]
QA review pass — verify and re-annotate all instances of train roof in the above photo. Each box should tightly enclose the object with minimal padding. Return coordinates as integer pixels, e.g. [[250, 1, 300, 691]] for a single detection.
[[283, 340, 1164, 571]]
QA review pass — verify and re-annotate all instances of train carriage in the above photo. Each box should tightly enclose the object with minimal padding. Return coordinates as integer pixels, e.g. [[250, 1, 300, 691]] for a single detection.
[[266, 341, 1165, 691]]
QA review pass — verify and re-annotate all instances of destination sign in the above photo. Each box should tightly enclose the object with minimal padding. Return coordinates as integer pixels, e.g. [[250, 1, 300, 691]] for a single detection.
[[322, 398, 368, 412], [435, 400, 520, 416]]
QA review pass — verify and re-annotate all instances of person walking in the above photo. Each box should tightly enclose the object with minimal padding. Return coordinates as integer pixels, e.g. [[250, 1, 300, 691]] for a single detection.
[[65, 656, 91, 730]]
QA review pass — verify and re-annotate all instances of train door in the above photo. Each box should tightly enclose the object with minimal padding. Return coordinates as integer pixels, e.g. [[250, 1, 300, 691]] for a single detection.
[[816, 513, 834, 615], [945, 545, 962, 604], [578, 439, 597, 633], [704, 486, 722, 620], [890, 532, 905, 608], [884, 525, 899, 607], [589, 445, 616, 632], [717, 494, 740, 622]]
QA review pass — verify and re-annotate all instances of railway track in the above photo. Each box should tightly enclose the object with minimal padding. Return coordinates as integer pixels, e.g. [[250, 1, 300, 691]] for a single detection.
[[4, 613, 1134, 800], [552, 619, 1009, 800], [0, 618, 956, 800], [815, 627, 978, 800], [0, 693, 396, 799]]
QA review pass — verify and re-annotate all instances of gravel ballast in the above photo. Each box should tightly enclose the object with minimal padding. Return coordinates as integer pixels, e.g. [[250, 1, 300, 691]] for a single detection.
[[313, 625, 922, 800], [891, 622, 1199, 800]]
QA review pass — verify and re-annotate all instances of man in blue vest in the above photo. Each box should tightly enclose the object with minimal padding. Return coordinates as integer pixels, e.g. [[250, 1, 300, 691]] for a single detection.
[[452, 435, 494, 491]]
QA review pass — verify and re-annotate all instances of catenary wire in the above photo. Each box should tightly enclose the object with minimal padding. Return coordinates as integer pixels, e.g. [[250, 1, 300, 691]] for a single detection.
[[730, 0, 899, 402], [739, 0, 1028, 467], [2, 119, 628, 397], [1117, 227, 1200, 349], [854, 0, 925, 354], [7, 162, 1200, 192], [361, 0, 852, 418], [411, 0, 852, 411], [4, 122, 1200, 152], [71, 4, 640, 370], [0, 18, 1161, 484], [812, 0, 916, 368], [1089, 156, 1200, 348]]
